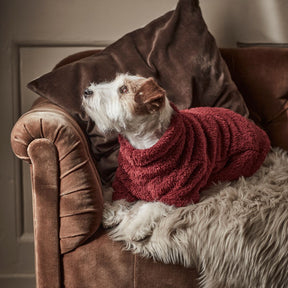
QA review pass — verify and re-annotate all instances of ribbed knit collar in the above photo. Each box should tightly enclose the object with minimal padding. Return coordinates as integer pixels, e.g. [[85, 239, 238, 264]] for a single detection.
[[118, 104, 194, 167]]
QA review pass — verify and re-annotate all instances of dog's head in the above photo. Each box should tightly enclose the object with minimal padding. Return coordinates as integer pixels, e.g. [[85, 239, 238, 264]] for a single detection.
[[82, 74, 167, 134]]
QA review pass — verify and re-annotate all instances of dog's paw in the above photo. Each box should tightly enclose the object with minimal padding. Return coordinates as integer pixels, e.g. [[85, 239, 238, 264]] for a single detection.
[[128, 202, 174, 241], [122, 205, 197, 267], [102, 199, 133, 229], [109, 201, 175, 242]]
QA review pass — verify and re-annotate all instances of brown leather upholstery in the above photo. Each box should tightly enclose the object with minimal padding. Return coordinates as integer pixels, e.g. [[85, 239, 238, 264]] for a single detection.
[[11, 48, 288, 287]]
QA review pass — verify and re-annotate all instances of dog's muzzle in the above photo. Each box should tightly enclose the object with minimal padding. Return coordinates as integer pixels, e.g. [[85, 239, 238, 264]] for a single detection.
[[83, 88, 94, 98]]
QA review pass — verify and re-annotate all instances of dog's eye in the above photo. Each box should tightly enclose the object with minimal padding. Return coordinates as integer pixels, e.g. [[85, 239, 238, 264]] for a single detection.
[[119, 85, 129, 94]]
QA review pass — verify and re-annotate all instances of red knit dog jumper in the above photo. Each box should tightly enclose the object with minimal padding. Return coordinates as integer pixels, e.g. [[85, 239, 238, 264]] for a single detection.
[[112, 105, 271, 207]]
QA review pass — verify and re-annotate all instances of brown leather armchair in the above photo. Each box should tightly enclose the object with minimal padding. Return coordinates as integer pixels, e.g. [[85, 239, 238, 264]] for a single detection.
[[11, 47, 288, 288]]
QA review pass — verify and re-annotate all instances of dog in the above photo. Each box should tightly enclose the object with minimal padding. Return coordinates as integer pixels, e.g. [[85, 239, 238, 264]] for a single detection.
[[82, 74, 288, 288], [82, 72, 270, 241], [82, 73, 270, 206]]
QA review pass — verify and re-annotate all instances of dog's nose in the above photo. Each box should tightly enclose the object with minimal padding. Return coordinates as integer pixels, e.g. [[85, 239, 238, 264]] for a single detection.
[[84, 88, 94, 98]]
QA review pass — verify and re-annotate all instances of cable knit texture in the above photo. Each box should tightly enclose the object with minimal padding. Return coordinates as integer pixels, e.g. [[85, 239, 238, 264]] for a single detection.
[[113, 105, 271, 207]]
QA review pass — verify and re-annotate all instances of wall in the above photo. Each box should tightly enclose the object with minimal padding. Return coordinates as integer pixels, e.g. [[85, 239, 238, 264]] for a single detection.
[[201, 0, 288, 47]]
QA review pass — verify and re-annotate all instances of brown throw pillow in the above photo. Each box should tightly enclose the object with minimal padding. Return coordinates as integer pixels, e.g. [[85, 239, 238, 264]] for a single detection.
[[27, 0, 249, 184], [28, 0, 248, 116]]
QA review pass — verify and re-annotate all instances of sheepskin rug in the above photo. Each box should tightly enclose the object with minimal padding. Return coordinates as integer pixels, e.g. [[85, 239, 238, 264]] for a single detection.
[[103, 148, 288, 288]]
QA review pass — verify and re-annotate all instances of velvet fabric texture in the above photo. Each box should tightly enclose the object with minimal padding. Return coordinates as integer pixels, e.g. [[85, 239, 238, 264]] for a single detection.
[[27, 139, 61, 287], [10, 48, 288, 288], [113, 105, 271, 207], [11, 99, 103, 254]]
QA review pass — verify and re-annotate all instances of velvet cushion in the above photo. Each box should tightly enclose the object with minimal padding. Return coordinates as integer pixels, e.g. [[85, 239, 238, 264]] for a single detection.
[[27, 0, 249, 184]]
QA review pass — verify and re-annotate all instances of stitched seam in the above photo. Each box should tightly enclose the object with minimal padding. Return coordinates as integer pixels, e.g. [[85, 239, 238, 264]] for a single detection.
[[60, 188, 99, 197], [60, 233, 88, 239], [23, 123, 34, 140], [60, 210, 97, 218], [39, 118, 44, 138], [59, 140, 81, 161], [52, 124, 65, 144], [133, 254, 136, 288], [60, 159, 88, 179]]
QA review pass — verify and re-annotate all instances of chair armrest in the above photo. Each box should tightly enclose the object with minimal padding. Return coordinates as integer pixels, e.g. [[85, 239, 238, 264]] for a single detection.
[[11, 98, 103, 287], [11, 98, 103, 251], [11, 98, 103, 285]]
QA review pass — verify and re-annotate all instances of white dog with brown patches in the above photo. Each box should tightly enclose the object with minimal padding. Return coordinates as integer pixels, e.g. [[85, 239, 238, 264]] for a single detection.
[[82, 74, 174, 240], [82, 72, 269, 206], [81, 74, 278, 288], [83, 74, 173, 150]]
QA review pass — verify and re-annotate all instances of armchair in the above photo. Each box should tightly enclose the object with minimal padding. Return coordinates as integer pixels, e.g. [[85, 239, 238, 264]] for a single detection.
[[11, 47, 288, 287]]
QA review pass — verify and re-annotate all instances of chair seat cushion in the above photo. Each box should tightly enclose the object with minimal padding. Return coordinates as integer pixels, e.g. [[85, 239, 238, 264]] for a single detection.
[[62, 228, 198, 288]]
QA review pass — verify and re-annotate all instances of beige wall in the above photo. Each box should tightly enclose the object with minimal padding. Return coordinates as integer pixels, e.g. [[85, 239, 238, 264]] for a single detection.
[[201, 0, 288, 46], [1, 0, 287, 287], [1, 0, 288, 47]]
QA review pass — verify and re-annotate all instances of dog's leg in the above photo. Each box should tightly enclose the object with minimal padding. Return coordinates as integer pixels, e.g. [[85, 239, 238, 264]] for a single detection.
[[107, 201, 175, 242], [122, 205, 199, 265], [127, 202, 175, 241], [102, 199, 134, 228]]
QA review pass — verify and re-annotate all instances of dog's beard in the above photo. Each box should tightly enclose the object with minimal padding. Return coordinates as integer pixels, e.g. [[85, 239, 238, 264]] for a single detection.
[[85, 106, 118, 135], [82, 97, 133, 136]]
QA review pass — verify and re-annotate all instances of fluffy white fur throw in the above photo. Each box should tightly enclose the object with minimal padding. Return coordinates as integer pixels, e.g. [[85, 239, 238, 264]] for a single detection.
[[103, 148, 288, 288]]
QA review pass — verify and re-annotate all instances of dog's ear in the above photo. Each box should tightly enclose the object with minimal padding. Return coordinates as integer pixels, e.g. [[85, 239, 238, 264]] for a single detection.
[[135, 78, 166, 113]]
